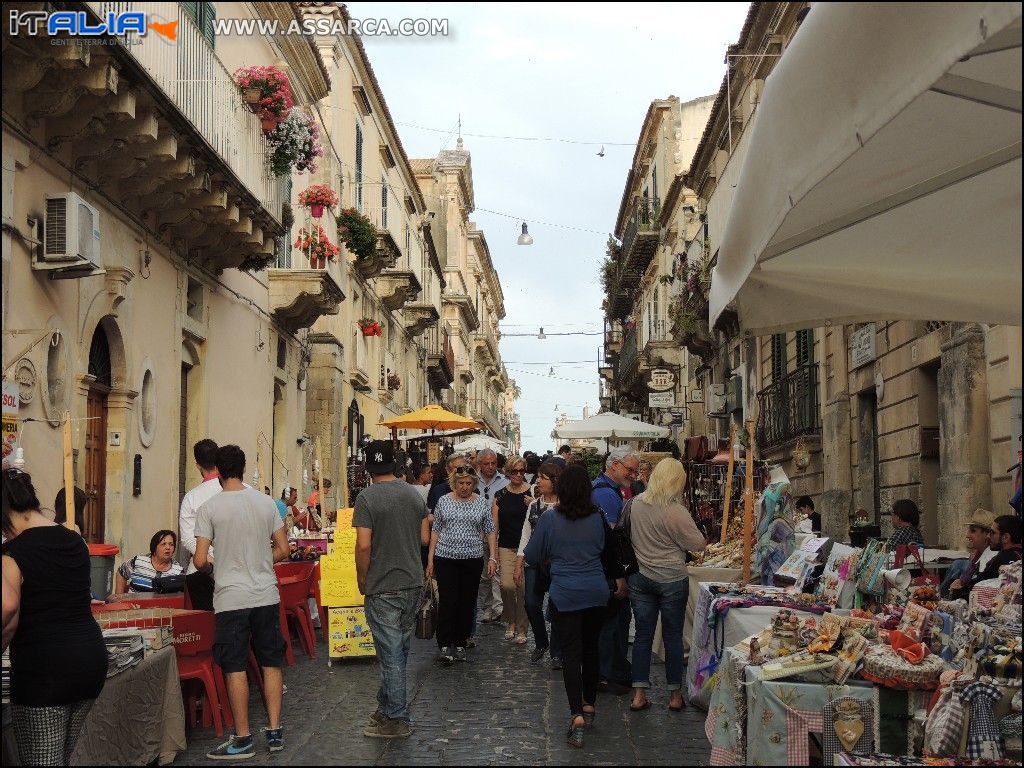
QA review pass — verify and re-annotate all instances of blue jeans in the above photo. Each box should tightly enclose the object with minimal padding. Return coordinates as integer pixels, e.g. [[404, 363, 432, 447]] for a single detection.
[[628, 571, 688, 690], [524, 566, 561, 657], [939, 558, 969, 598], [363, 587, 421, 722], [599, 597, 632, 684]]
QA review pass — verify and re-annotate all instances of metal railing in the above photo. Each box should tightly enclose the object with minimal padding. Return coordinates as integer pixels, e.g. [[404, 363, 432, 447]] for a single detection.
[[645, 317, 671, 345], [87, 2, 283, 222], [618, 325, 640, 380], [756, 364, 821, 449], [621, 195, 660, 259]]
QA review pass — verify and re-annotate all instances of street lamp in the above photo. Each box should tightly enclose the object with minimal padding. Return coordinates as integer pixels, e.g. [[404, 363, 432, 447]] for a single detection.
[[517, 222, 534, 245]]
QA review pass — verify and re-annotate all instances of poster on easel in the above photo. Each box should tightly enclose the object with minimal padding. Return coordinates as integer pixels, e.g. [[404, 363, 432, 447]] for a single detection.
[[319, 507, 375, 660], [327, 606, 375, 658]]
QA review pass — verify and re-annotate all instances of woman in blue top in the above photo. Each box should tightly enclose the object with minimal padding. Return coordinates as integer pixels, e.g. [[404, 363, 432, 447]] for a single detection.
[[524, 464, 626, 749], [427, 464, 497, 665]]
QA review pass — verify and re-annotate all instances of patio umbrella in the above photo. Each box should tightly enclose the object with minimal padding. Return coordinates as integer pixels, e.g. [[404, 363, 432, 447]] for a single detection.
[[381, 404, 481, 432], [453, 434, 509, 454], [710, 3, 1022, 334], [553, 412, 669, 440]]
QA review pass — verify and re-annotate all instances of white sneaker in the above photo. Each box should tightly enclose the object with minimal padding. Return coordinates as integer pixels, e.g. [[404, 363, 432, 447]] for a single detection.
[[504, 627, 516, 641], [514, 633, 528, 645]]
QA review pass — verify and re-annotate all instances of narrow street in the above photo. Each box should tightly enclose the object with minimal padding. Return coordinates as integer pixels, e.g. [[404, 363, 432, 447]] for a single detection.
[[176, 619, 709, 766]]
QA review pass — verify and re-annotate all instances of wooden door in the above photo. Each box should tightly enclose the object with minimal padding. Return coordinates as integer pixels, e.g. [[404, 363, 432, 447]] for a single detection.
[[84, 387, 108, 543]]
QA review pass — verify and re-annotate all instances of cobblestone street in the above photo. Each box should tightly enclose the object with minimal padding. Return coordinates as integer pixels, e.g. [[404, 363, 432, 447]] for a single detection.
[[175, 619, 710, 766]]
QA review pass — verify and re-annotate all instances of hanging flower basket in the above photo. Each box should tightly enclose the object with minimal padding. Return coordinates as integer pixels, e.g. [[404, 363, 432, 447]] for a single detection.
[[261, 116, 279, 132], [293, 225, 339, 270], [265, 113, 323, 177], [387, 373, 402, 391], [297, 185, 340, 220], [234, 65, 293, 122], [358, 319, 382, 337]]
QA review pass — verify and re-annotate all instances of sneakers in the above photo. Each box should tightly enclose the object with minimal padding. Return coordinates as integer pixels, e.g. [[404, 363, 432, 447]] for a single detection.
[[531, 646, 548, 663], [514, 633, 528, 645], [437, 646, 455, 665], [363, 718, 412, 739], [550, 656, 563, 670], [481, 611, 502, 623], [504, 626, 516, 641], [367, 710, 387, 727], [263, 727, 284, 753], [207, 734, 255, 760], [453, 646, 468, 663]]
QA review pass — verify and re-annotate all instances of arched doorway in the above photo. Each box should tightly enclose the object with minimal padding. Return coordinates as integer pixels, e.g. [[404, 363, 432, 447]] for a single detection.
[[84, 325, 112, 543]]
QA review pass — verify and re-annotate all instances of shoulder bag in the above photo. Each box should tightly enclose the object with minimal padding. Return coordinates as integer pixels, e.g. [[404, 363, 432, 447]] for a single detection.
[[415, 582, 436, 640], [611, 499, 639, 577], [857, 539, 888, 597]]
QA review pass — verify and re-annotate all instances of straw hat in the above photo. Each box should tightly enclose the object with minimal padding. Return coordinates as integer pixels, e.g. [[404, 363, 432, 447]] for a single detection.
[[965, 508, 994, 531]]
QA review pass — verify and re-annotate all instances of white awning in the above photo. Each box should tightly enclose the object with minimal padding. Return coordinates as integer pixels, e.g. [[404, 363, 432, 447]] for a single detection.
[[554, 412, 669, 440], [452, 434, 510, 454], [711, 3, 1022, 335]]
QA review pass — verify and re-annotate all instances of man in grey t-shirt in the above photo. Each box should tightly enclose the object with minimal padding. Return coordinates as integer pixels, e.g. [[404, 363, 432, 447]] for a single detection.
[[194, 445, 290, 759], [354, 440, 430, 739]]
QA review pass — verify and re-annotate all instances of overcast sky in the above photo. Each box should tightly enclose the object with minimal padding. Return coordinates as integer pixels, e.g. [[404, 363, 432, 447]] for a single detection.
[[355, 2, 750, 451]]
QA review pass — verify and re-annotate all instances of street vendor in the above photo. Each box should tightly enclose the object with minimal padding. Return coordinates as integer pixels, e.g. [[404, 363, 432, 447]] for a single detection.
[[942, 508, 996, 600]]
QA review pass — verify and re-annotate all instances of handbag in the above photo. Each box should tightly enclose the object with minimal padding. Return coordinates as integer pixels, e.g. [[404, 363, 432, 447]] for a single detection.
[[857, 539, 888, 597], [895, 544, 941, 587], [154, 573, 186, 593], [415, 582, 436, 640], [533, 561, 552, 597], [610, 500, 639, 577]]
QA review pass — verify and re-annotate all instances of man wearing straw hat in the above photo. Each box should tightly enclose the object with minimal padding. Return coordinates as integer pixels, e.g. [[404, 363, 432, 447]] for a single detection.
[[943, 509, 996, 600]]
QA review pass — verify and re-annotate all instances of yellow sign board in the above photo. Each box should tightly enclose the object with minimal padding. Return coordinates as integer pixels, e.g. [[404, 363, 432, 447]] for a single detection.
[[328, 607, 375, 658]]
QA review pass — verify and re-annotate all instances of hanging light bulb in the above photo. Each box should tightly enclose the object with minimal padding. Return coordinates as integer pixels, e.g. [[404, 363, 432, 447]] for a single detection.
[[549, 367, 555, 377], [537, 327, 546, 340], [517, 222, 533, 246]]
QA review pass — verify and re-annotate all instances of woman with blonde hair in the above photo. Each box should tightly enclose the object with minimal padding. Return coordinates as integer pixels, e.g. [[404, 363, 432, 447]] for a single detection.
[[622, 458, 706, 712]]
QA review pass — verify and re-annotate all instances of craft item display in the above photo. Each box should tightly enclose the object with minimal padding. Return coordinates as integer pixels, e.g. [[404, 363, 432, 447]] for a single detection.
[[824, 697, 875, 764], [768, 608, 802, 657]]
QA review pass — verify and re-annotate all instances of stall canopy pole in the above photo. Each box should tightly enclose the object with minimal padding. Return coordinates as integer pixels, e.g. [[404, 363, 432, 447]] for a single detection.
[[720, 423, 737, 545], [742, 418, 755, 583], [62, 411, 75, 531], [313, 436, 324, 529]]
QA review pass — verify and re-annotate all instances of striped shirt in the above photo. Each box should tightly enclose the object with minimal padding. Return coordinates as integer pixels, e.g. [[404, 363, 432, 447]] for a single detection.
[[432, 493, 494, 560], [118, 555, 184, 592]]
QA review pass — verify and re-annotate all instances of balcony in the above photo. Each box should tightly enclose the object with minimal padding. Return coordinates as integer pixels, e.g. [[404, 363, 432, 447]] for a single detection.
[[377, 270, 422, 312], [426, 327, 455, 390], [605, 263, 637, 320], [620, 195, 661, 276], [443, 293, 481, 333], [404, 303, 440, 337], [473, 329, 499, 368], [617, 325, 641, 388], [268, 257, 345, 333], [0, 3, 285, 271], [350, 207, 403, 280], [470, 398, 502, 437], [604, 320, 624, 357], [756, 364, 821, 450], [642, 318, 674, 358]]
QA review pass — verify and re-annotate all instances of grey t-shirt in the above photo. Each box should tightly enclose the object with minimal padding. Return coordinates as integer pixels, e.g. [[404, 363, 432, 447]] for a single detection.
[[194, 486, 283, 613], [352, 480, 426, 596]]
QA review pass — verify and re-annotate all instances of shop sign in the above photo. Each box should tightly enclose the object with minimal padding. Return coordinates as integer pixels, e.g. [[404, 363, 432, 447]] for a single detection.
[[2, 380, 18, 468], [649, 391, 675, 408], [850, 323, 877, 369], [670, 413, 684, 426], [645, 367, 677, 392]]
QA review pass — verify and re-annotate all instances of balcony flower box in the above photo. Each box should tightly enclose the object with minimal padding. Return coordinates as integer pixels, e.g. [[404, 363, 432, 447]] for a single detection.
[[233, 65, 293, 123], [336, 207, 377, 261], [298, 185, 340, 219], [266, 114, 323, 177], [293, 225, 339, 269], [387, 373, 402, 391], [358, 319, 382, 337]]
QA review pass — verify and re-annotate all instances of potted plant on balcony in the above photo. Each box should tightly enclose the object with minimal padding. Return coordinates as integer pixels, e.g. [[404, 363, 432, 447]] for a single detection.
[[358, 318, 382, 337], [336, 207, 377, 261], [266, 113, 323, 177], [293, 225, 339, 269], [297, 184, 340, 219], [233, 65, 293, 130], [387, 372, 402, 391]]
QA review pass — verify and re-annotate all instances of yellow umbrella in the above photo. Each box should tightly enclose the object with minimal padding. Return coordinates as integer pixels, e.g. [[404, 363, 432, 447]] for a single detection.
[[381, 404, 480, 432]]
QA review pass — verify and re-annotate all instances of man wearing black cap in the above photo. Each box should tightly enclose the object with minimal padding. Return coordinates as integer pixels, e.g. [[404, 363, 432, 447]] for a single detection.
[[354, 440, 431, 739]]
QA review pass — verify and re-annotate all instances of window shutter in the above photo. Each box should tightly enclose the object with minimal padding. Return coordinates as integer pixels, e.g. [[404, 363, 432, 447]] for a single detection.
[[771, 333, 786, 382], [796, 329, 813, 366]]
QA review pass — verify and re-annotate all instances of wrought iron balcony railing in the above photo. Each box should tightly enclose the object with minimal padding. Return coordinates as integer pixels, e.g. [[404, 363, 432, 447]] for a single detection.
[[756, 364, 821, 449], [621, 195, 661, 265]]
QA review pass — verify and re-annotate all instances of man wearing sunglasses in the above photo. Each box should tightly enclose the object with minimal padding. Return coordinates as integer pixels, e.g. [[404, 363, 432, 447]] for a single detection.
[[476, 450, 508, 625]]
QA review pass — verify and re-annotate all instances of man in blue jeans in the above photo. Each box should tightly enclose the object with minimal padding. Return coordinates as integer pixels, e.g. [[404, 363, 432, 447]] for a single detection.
[[592, 446, 641, 693], [355, 440, 432, 738]]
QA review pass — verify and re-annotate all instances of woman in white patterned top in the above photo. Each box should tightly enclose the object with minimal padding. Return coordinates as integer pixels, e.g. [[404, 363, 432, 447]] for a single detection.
[[426, 464, 496, 665], [114, 530, 184, 595]]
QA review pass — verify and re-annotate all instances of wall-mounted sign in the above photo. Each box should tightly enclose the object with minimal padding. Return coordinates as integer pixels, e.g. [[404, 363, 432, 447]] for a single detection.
[[649, 391, 675, 408], [850, 323, 877, 369], [645, 367, 677, 392], [2, 380, 18, 469]]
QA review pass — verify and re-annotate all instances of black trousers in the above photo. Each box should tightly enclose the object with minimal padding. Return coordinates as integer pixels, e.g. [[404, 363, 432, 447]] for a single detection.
[[550, 601, 605, 717], [433, 556, 483, 649]]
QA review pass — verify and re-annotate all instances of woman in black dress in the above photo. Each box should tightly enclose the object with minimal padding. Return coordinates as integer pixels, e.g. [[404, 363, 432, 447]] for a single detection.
[[2, 469, 108, 765]]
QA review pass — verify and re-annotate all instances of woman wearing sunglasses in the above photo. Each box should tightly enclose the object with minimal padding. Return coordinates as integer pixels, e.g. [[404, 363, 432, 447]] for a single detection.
[[492, 455, 533, 645], [426, 464, 497, 665]]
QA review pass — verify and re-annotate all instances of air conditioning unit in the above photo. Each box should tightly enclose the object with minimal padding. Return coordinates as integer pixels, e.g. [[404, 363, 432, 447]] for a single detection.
[[707, 384, 727, 415], [727, 375, 744, 413], [35, 193, 102, 278]]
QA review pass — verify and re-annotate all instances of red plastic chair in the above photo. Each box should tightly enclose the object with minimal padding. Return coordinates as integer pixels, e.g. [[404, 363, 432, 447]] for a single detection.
[[275, 561, 327, 643], [277, 564, 317, 661], [172, 610, 227, 737]]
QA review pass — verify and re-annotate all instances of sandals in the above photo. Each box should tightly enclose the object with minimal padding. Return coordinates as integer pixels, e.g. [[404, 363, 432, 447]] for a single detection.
[[629, 699, 651, 712], [668, 693, 687, 711], [566, 716, 586, 748], [582, 707, 596, 730]]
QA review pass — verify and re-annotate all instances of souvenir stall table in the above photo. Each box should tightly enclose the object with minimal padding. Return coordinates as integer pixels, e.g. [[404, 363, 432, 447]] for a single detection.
[[71, 645, 186, 766]]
